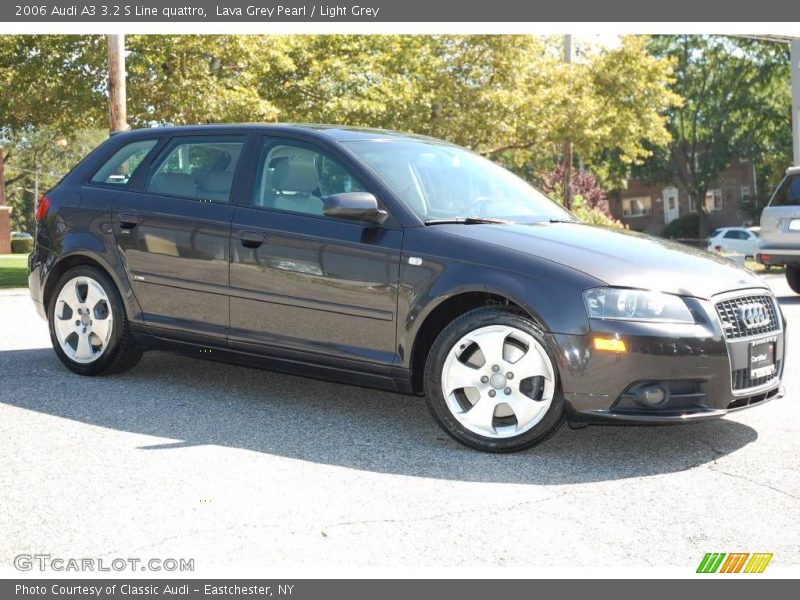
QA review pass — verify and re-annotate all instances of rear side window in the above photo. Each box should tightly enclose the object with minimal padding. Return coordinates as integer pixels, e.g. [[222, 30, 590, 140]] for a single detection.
[[724, 230, 747, 240], [146, 137, 244, 203], [770, 175, 800, 207], [90, 139, 158, 186]]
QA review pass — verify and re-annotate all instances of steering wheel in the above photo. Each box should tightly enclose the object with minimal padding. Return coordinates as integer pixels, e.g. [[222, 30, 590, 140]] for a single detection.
[[464, 196, 494, 217]]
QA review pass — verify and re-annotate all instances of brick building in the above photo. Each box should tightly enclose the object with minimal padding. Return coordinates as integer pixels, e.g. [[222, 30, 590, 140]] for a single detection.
[[609, 159, 758, 235]]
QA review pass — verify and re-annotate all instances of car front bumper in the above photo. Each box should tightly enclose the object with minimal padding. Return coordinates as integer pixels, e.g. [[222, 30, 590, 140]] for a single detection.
[[554, 289, 786, 425]]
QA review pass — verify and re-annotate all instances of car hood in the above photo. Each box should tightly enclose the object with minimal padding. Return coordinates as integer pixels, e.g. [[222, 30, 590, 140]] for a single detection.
[[436, 221, 765, 299]]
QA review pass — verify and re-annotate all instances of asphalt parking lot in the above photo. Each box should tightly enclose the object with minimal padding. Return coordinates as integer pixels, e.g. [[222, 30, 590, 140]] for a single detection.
[[1, 275, 799, 575]]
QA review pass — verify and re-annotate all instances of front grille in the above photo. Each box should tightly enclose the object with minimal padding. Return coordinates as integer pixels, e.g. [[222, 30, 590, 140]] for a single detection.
[[732, 360, 781, 390], [715, 294, 780, 339]]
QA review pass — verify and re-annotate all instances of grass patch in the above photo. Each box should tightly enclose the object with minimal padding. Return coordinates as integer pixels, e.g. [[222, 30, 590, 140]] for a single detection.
[[745, 259, 785, 275], [0, 254, 29, 288]]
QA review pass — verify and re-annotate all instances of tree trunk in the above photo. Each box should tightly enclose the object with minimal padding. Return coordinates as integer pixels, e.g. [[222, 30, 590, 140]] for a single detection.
[[0, 149, 7, 207], [695, 187, 710, 239], [563, 142, 573, 210]]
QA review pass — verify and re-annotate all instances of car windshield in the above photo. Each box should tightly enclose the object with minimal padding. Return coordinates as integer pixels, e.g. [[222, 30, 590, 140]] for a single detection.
[[342, 140, 575, 224]]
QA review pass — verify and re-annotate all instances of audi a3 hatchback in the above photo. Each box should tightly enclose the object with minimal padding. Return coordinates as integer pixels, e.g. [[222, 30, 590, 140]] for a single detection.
[[29, 125, 786, 452]]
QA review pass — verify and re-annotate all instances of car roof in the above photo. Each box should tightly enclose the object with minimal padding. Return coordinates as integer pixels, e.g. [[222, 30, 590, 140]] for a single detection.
[[111, 123, 447, 144], [713, 227, 750, 233]]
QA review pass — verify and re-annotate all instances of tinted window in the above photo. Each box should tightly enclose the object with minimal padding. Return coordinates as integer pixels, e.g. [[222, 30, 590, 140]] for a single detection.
[[252, 141, 367, 216], [770, 175, 800, 207], [146, 137, 244, 202], [724, 230, 747, 240], [90, 139, 157, 186]]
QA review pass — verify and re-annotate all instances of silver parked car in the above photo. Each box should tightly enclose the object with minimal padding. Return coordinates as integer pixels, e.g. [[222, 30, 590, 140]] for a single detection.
[[757, 166, 800, 292]]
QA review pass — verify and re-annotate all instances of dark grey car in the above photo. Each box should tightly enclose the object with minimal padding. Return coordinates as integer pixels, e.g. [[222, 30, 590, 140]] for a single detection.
[[29, 125, 786, 452]]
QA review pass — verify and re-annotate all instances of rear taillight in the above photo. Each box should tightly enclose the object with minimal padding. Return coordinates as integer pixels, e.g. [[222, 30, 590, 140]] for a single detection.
[[35, 195, 50, 221]]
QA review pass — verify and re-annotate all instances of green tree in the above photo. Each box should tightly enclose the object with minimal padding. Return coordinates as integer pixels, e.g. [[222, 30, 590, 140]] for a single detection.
[[125, 35, 281, 125], [645, 35, 792, 235], [262, 35, 678, 187], [0, 35, 106, 210]]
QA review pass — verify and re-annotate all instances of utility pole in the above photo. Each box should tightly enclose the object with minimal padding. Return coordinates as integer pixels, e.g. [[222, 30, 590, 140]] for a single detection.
[[563, 34, 573, 211], [107, 34, 128, 134]]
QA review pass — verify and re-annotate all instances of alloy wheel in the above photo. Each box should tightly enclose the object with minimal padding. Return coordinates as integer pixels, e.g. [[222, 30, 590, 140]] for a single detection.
[[52, 276, 114, 364], [440, 324, 556, 438]]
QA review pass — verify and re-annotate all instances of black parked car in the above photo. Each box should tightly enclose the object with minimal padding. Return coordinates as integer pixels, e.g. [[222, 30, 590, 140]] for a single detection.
[[29, 125, 786, 452]]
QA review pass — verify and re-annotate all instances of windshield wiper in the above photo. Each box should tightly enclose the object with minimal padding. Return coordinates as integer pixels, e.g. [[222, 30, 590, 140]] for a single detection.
[[424, 216, 514, 226], [548, 218, 578, 224]]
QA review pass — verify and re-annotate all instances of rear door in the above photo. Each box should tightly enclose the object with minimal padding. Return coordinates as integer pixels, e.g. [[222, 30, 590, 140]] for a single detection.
[[111, 134, 247, 342], [760, 173, 800, 248], [228, 136, 402, 371]]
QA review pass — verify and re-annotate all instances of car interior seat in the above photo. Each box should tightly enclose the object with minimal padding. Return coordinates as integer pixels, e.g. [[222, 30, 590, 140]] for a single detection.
[[269, 160, 323, 215]]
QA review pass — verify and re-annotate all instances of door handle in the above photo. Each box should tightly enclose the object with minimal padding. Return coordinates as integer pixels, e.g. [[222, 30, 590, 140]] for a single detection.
[[118, 213, 141, 229], [239, 231, 266, 249]]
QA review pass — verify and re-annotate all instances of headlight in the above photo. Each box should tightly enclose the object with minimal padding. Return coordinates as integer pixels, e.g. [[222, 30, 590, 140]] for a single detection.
[[583, 288, 694, 324]]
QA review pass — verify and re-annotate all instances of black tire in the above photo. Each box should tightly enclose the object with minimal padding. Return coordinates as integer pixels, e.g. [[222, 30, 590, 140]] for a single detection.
[[47, 265, 142, 376], [786, 266, 800, 294], [423, 307, 565, 453]]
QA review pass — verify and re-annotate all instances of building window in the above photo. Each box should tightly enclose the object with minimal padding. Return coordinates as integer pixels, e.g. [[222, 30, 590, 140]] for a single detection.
[[688, 194, 696, 212], [622, 196, 652, 217], [741, 186, 752, 203], [705, 189, 723, 212]]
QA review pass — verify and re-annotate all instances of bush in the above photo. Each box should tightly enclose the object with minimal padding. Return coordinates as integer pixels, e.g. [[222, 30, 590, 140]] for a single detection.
[[662, 213, 701, 239], [571, 195, 626, 229], [10, 238, 33, 254]]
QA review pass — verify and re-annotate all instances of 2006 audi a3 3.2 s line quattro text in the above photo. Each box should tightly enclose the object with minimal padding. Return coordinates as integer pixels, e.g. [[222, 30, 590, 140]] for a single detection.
[[28, 125, 786, 452]]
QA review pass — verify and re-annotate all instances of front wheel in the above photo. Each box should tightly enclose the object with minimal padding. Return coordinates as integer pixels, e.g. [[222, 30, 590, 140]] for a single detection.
[[786, 266, 800, 294], [423, 307, 564, 452], [48, 265, 142, 376]]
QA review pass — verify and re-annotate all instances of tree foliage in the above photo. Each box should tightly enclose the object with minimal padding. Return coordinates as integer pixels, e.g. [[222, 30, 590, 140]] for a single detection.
[[0, 34, 680, 230], [643, 35, 792, 234]]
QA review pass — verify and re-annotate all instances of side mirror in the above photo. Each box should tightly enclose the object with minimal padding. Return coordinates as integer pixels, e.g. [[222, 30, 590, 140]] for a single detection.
[[322, 192, 388, 225]]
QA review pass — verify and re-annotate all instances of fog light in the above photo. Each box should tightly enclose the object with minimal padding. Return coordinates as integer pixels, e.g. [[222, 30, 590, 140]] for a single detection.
[[637, 385, 669, 408]]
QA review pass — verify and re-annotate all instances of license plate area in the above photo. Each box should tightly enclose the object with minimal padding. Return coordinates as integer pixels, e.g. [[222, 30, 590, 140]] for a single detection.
[[788, 219, 800, 231], [750, 338, 777, 379]]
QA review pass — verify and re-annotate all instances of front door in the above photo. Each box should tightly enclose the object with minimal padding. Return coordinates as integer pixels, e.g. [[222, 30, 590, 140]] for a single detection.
[[663, 186, 679, 224], [228, 137, 402, 371], [112, 135, 246, 341]]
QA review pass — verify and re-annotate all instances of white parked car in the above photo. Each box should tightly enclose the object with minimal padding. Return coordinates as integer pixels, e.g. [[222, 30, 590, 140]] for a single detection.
[[706, 227, 760, 257]]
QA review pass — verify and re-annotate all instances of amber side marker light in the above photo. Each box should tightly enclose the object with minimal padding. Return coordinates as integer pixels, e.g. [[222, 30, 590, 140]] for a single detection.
[[593, 337, 627, 352]]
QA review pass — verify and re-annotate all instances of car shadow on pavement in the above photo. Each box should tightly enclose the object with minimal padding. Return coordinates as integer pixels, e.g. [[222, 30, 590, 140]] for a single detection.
[[1, 348, 758, 485]]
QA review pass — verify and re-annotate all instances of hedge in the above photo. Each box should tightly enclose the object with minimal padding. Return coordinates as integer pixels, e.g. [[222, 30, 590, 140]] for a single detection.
[[10, 238, 34, 254]]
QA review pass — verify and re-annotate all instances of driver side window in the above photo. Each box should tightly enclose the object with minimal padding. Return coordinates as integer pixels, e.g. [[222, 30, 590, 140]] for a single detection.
[[252, 141, 367, 216]]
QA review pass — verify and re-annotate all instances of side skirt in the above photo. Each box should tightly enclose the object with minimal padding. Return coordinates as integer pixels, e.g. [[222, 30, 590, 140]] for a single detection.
[[131, 328, 412, 394]]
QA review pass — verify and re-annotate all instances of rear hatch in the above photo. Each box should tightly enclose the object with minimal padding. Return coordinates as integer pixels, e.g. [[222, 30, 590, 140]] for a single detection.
[[760, 168, 800, 248]]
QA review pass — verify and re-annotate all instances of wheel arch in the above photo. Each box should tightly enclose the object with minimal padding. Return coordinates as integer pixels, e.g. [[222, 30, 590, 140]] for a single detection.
[[407, 288, 547, 394], [43, 251, 140, 321]]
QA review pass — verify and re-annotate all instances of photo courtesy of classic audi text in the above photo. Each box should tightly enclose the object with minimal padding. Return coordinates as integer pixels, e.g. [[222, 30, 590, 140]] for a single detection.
[[0, 0, 799, 597]]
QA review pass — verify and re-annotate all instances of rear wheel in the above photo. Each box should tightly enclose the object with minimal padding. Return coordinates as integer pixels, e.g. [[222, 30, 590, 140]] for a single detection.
[[423, 307, 564, 452], [48, 265, 142, 376], [786, 266, 800, 294]]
